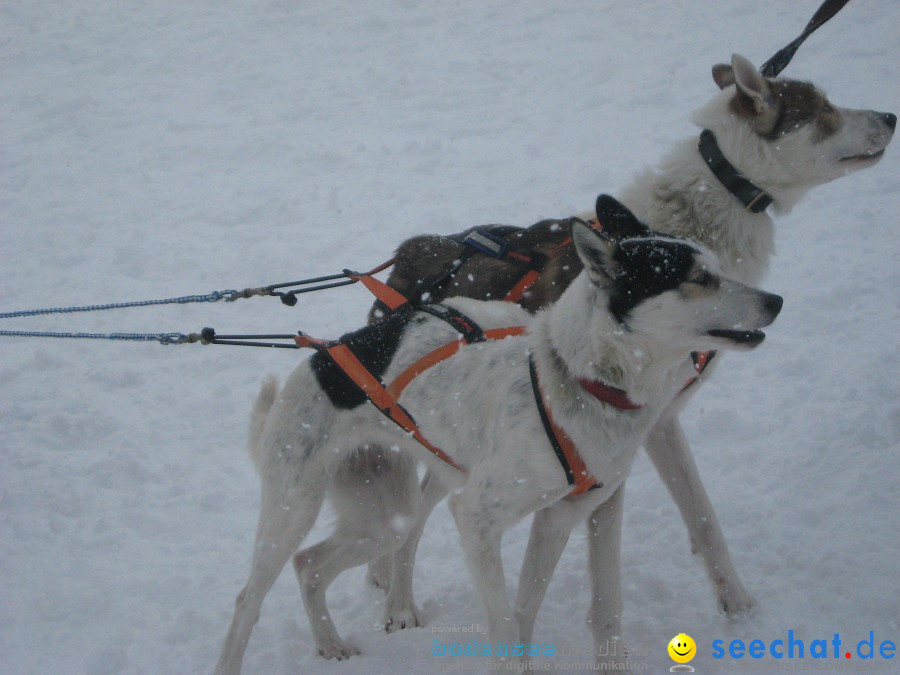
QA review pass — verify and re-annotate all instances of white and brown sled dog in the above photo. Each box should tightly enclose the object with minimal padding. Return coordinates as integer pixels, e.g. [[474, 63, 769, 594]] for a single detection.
[[215, 206, 783, 672]]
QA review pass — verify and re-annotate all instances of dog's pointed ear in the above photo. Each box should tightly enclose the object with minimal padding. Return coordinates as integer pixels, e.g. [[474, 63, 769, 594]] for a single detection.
[[730, 53, 773, 115], [594, 194, 649, 241], [572, 220, 619, 285], [712, 62, 735, 90]]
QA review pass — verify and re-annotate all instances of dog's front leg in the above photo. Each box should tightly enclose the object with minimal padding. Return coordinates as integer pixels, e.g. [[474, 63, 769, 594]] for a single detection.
[[644, 413, 755, 616], [585, 484, 625, 661], [514, 499, 584, 644], [449, 492, 519, 659]]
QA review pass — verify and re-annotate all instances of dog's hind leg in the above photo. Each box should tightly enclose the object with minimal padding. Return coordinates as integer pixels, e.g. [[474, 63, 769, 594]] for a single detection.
[[383, 468, 448, 632], [293, 448, 422, 659], [585, 484, 626, 661], [215, 475, 326, 675], [644, 413, 755, 616], [514, 498, 585, 644], [294, 537, 378, 660]]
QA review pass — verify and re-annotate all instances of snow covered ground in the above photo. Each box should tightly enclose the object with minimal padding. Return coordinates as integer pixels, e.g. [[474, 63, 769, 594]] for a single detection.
[[2, 1, 898, 673]]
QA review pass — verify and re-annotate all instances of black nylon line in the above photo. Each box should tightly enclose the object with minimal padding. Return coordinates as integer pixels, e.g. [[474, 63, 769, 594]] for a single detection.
[[528, 354, 575, 487]]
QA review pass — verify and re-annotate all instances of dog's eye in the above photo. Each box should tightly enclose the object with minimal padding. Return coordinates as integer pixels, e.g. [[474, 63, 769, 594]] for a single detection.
[[690, 271, 715, 287]]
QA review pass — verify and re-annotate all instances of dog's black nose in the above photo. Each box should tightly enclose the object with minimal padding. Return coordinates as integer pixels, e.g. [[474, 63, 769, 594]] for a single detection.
[[763, 292, 784, 317], [882, 112, 897, 130]]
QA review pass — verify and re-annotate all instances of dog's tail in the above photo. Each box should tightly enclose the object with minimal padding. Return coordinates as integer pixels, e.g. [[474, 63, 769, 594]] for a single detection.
[[249, 374, 279, 468]]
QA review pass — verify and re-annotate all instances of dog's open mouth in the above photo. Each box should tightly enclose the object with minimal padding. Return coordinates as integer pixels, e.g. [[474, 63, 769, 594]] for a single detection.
[[840, 148, 885, 162], [708, 329, 765, 347]]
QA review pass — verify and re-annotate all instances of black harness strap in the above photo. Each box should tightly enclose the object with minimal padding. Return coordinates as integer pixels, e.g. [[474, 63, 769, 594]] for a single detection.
[[416, 303, 486, 344], [528, 354, 576, 487], [528, 354, 604, 496]]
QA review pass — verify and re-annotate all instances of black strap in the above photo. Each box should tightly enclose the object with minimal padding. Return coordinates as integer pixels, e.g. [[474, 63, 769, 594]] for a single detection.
[[396, 243, 482, 312], [698, 130, 774, 213], [759, 0, 853, 78], [416, 303, 486, 344], [528, 354, 575, 487]]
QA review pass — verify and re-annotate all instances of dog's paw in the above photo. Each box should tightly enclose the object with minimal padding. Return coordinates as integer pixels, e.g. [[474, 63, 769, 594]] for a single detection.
[[383, 606, 422, 633], [317, 638, 360, 661]]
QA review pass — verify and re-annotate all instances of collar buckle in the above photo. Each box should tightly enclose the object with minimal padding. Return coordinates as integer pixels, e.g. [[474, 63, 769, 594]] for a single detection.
[[744, 190, 774, 214]]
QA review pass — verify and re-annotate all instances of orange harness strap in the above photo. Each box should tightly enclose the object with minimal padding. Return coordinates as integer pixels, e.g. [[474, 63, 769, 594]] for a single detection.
[[387, 326, 527, 400], [346, 270, 410, 312], [559, 431, 598, 498], [503, 270, 542, 303], [295, 333, 467, 472], [503, 216, 603, 303], [528, 355, 603, 497]]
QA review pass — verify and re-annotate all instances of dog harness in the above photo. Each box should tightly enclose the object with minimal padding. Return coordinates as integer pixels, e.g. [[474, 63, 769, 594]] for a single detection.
[[302, 263, 662, 497], [296, 270, 526, 474], [295, 213, 715, 496], [293, 267, 604, 496], [455, 225, 554, 304]]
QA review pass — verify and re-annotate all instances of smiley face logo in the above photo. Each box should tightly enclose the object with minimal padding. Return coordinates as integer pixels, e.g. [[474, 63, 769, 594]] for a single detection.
[[668, 633, 696, 664]]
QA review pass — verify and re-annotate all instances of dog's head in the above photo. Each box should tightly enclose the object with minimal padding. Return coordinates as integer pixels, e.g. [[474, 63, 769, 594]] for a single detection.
[[574, 197, 783, 352], [696, 53, 895, 195]]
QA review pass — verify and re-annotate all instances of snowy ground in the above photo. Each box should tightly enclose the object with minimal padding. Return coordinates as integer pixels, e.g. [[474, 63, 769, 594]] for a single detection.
[[1, 1, 898, 673]]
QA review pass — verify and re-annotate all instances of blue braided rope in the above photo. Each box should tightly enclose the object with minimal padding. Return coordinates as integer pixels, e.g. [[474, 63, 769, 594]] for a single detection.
[[0, 289, 237, 319], [0, 330, 188, 345]]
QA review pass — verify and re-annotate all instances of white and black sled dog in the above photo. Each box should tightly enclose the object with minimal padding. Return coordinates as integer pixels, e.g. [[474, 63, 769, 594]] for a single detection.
[[215, 203, 783, 672]]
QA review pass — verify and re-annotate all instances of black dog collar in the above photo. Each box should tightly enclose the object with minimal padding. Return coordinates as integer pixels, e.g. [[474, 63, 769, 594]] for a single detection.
[[698, 129, 774, 214]]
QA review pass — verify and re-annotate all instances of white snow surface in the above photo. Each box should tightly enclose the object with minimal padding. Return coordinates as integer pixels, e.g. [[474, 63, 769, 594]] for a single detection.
[[2, 2, 898, 673]]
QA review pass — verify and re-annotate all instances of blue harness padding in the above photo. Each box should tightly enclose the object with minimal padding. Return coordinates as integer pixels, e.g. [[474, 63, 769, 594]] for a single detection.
[[461, 227, 512, 259]]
